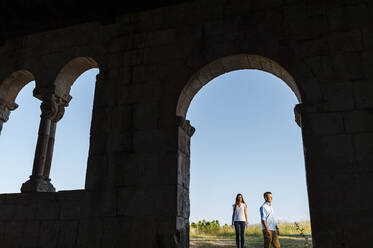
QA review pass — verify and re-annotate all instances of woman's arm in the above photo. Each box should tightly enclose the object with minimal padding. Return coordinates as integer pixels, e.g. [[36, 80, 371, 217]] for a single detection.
[[244, 204, 248, 228], [232, 205, 235, 226]]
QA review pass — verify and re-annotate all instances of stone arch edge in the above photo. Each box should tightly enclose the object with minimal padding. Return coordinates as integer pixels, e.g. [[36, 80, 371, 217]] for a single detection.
[[176, 54, 302, 118]]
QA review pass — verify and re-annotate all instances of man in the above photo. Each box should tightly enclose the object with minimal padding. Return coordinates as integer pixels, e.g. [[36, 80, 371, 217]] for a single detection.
[[260, 192, 280, 248]]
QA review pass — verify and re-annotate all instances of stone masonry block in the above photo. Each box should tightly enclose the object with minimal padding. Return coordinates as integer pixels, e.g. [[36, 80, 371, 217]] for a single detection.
[[0, 204, 15, 220], [304, 134, 355, 173], [354, 80, 373, 109], [353, 133, 373, 172], [133, 129, 177, 152], [303, 112, 344, 136], [321, 82, 354, 111], [38, 221, 60, 248], [220, 54, 250, 72], [132, 65, 146, 83], [57, 221, 79, 248], [90, 191, 117, 217], [307, 173, 359, 213], [35, 201, 61, 220], [177, 185, 190, 218], [147, 28, 176, 47], [144, 45, 185, 64], [197, 63, 215, 86], [85, 155, 108, 190], [19, 221, 40, 245], [123, 49, 144, 66], [118, 185, 176, 217], [110, 105, 132, 132], [358, 173, 373, 211], [333, 53, 363, 80], [76, 219, 103, 248], [328, 30, 363, 53], [133, 103, 160, 130], [106, 133, 132, 152], [14, 202, 37, 220], [117, 152, 177, 186], [305, 56, 338, 83], [344, 110, 373, 133], [89, 133, 107, 156], [3, 221, 24, 246], [177, 151, 190, 189]]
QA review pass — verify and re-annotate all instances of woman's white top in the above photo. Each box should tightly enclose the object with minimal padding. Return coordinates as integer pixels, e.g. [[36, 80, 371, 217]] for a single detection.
[[233, 203, 246, 222]]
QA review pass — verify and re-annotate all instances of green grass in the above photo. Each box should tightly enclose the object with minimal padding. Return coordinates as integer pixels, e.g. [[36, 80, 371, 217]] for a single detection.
[[190, 221, 312, 248]]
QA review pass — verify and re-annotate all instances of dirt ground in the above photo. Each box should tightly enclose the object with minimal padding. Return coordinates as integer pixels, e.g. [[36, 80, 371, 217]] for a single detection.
[[190, 235, 312, 248]]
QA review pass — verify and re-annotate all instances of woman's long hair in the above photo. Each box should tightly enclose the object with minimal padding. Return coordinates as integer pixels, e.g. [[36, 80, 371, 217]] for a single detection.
[[235, 193, 245, 206]]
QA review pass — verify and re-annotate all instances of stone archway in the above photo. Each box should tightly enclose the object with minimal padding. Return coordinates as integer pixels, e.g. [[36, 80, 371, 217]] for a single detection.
[[21, 57, 100, 192], [54, 56, 99, 101], [177, 54, 302, 118], [0, 70, 35, 134], [176, 54, 305, 246]]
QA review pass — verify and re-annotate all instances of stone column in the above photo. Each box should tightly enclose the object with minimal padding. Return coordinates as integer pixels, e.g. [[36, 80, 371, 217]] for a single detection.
[[21, 95, 65, 192], [43, 104, 65, 183], [176, 116, 195, 248]]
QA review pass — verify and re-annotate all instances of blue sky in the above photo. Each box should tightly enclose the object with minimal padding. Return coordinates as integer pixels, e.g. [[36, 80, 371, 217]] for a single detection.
[[0, 69, 98, 192], [186, 70, 309, 225], [0, 68, 309, 225]]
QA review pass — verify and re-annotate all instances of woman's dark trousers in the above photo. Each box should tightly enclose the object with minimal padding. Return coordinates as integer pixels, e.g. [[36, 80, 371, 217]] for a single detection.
[[234, 221, 246, 248]]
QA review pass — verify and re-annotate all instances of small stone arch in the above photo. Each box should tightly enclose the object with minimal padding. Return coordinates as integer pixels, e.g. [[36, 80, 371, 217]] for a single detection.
[[176, 54, 302, 118], [0, 70, 35, 109], [54, 56, 99, 100], [19, 57, 100, 192]]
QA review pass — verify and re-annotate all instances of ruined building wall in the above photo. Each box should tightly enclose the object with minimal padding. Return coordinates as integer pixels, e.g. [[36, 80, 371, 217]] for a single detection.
[[0, 0, 372, 247]]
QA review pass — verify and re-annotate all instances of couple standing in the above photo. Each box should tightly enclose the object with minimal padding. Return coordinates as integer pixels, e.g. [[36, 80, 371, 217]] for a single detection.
[[232, 192, 280, 248]]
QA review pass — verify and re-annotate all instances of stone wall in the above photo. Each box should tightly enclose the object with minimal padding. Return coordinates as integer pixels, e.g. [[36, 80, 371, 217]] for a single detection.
[[0, 0, 372, 247]]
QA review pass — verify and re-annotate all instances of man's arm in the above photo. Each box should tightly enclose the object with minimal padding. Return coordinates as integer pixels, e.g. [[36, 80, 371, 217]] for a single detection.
[[262, 220, 270, 234], [260, 207, 270, 234]]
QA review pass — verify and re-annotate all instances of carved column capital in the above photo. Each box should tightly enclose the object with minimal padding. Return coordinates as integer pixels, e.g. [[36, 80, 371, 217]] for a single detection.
[[294, 103, 324, 127], [177, 116, 195, 137], [0, 104, 13, 135], [0, 104, 11, 123], [40, 94, 68, 122]]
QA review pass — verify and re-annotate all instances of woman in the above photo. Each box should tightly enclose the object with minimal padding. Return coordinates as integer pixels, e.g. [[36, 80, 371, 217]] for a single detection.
[[232, 193, 248, 248]]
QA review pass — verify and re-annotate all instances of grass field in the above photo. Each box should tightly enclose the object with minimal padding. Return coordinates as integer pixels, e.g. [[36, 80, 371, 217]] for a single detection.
[[190, 221, 312, 248]]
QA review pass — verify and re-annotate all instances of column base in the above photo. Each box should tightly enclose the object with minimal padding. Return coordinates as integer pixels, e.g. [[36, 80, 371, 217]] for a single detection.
[[21, 176, 56, 193]]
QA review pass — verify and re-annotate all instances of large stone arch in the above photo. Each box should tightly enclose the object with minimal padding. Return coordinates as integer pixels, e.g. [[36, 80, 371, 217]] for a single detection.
[[176, 54, 302, 118], [175, 54, 307, 246]]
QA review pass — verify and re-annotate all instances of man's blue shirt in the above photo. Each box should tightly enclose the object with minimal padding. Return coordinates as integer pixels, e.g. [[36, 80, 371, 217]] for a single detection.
[[260, 202, 278, 231]]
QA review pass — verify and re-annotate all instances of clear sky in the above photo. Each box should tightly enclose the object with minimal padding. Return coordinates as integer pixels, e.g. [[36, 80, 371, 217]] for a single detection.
[[0, 68, 310, 225], [186, 70, 310, 225], [0, 69, 98, 192]]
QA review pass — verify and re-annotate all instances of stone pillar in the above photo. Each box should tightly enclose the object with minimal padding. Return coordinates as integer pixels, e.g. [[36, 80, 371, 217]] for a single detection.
[[295, 102, 367, 247], [21, 95, 66, 192], [176, 116, 195, 248], [43, 104, 65, 181]]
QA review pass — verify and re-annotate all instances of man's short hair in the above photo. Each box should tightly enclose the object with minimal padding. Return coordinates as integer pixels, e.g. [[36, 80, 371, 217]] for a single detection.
[[263, 192, 272, 199]]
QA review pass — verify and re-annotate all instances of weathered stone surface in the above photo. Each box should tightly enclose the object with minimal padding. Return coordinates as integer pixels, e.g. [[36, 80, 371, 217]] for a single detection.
[[57, 221, 79, 248], [0, 0, 373, 247], [353, 133, 373, 172], [38, 221, 60, 247]]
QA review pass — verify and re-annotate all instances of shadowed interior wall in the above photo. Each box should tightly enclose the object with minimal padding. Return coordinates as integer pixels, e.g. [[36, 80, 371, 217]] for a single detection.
[[0, 0, 372, 247]]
